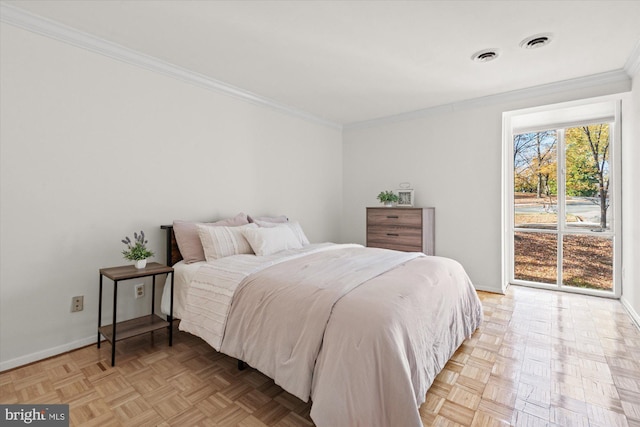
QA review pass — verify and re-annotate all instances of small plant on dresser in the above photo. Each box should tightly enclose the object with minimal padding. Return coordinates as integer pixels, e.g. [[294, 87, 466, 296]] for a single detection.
[[377, 190, 399, 207]]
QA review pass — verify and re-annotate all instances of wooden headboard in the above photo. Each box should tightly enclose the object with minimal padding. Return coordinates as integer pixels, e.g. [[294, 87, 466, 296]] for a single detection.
[[160, 225, 183, 266]]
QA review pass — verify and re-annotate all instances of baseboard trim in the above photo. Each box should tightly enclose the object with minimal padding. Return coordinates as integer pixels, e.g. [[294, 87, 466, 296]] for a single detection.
[[621, 296, 640, 331], [473, 283, 505, 295], [0, 335, 97, 372]]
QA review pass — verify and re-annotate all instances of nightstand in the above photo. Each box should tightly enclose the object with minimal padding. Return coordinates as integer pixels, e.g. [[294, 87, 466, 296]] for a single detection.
[[98, 262, 174, 366]]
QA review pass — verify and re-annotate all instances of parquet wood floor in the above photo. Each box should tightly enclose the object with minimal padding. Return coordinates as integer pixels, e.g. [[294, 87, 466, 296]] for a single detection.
[[2, 285, 640, 426]]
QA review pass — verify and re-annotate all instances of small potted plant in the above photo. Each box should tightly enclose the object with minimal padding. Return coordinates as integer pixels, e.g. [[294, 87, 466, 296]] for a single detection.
[[377, 190, 399, 207], [122, 230, 155, 269]]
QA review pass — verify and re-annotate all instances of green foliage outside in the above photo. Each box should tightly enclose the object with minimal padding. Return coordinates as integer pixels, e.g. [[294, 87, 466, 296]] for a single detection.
[[513, 124, 610, 228], [565, 124, 609, 197], [513, 130, 557, 197], [513, 124, 609, 198]]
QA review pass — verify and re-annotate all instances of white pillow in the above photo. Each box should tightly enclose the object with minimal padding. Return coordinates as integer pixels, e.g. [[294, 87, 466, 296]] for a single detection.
[[242, 225, 303, 256], [254, 220, 310, 246], [197, 223, 257, 260], [287, 221, 311, 246]]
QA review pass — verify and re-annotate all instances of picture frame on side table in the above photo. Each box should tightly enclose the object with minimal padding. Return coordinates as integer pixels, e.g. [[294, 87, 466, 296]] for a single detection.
[[397, 189, 414, 207]]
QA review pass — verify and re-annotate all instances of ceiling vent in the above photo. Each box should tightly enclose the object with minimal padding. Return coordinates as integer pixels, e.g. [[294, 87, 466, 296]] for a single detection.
[[520, 33, 553, 49], [471, 49, 499, 63]]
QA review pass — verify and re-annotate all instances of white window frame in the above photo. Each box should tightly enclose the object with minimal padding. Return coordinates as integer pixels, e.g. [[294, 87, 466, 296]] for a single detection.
[[502, 96, 622, 298]]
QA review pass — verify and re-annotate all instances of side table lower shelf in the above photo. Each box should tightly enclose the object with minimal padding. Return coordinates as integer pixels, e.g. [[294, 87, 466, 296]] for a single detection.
[[99, 314, 169, 343]]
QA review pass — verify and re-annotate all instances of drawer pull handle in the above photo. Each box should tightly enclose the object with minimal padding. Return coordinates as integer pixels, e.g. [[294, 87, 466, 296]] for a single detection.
[[387, 233, 399, 237], [386, 215, 399, 219]]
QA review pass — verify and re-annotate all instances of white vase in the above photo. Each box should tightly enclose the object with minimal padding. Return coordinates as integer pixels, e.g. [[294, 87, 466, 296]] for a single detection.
[[135, 259, 147, 269]]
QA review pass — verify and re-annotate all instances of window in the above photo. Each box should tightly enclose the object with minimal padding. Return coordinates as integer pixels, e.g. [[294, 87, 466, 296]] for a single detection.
[[502, 98, 621, 297]]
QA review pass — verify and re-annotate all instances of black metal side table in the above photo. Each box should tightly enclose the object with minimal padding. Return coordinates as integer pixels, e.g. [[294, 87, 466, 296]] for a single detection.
[[98, 262, 174, 366]]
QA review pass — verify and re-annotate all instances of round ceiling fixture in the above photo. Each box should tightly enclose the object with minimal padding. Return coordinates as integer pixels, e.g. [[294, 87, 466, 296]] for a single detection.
[[520, 33, 553, 49], [471, 49, 499, 63]]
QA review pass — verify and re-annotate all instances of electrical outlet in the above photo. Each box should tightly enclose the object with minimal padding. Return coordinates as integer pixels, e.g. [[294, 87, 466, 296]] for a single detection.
[[134, 283, 144, 299], [71, 296, 83, 312]]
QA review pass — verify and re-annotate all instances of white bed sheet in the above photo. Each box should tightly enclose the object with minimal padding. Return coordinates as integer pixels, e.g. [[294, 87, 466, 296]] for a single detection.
[[161, 260, 205, 319]]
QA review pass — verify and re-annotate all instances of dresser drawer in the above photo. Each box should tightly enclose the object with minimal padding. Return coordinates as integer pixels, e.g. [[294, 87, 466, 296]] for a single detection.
[[366, 207, 435, 255], [367, 208, 422, 227], [367, 227, 422, 252], [367, 240, 423, 252]]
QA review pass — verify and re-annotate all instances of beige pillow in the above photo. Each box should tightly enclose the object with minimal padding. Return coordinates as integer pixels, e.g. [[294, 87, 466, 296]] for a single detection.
[[242, 225, 302, 256], [197, 223, 257, 261], [173, 213, 249, 263]]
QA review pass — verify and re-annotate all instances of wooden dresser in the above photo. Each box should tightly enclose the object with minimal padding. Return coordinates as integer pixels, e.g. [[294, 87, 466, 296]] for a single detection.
[[366, 207, 435, 255]]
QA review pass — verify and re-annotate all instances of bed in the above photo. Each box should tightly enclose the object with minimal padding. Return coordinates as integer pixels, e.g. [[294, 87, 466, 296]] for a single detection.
[[160, 215, 483, 427]]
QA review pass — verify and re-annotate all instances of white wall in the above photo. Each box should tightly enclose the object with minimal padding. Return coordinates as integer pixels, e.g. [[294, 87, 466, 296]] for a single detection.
[[0, 23, 343, 370], [621, 69, 640, 327], [342, 81, 633, 293], [2, 19, 638, 372]]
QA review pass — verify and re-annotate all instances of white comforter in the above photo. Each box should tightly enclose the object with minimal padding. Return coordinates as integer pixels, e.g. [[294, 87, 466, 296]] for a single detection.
[[168, 243, 483, 427]]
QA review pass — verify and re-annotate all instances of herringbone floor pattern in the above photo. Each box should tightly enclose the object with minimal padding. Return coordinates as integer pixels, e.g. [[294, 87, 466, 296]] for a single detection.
[[2, 285, 640, 426]]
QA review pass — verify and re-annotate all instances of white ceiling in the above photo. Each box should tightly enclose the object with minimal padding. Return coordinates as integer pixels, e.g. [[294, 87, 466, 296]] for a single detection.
[[3, 0, 640, 125]]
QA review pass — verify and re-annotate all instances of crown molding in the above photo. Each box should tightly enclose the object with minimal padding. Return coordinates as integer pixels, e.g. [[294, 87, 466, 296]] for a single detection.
[[2, 3, 636, 132], [0, 3, 342, 130], [344, 69, 631, 130], [624, 39, 640, 77]]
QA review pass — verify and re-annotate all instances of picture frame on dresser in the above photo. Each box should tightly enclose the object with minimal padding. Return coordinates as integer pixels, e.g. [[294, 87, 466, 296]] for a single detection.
[[397, 189, 414, 207]]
